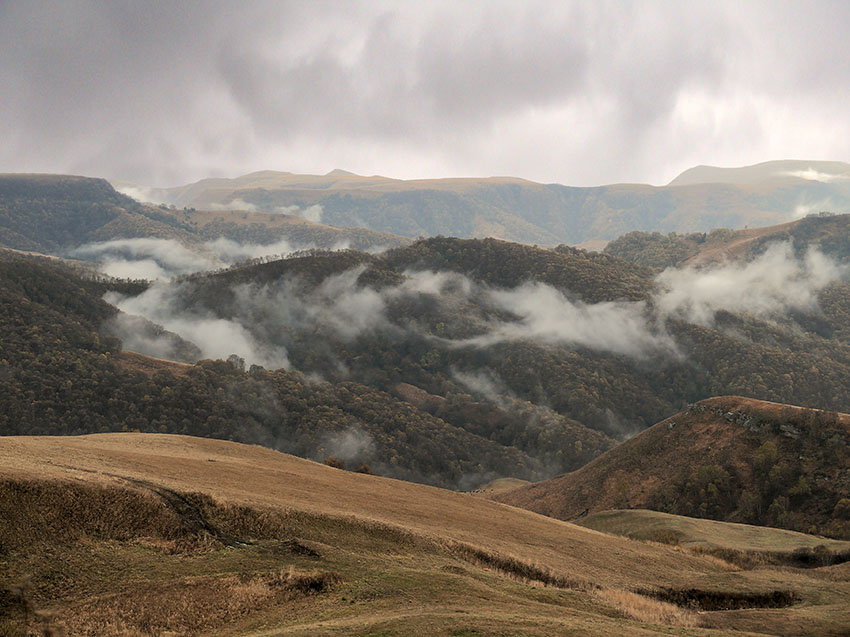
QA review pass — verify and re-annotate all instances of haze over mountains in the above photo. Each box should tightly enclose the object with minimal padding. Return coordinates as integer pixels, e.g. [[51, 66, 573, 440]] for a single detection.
[[116, 160, 850, 246]]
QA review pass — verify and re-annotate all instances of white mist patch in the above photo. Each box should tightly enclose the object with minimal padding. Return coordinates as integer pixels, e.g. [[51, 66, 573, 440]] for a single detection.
[[113, 184, 162, 204], [72, 238, 221, 279], [75, 236, 351, 281], [233, 266, 387, 341], [320, 426, 375, 465], [655, 242, 844, 325], [315, 269, 386, 338], [102, 313, 200, 361], [396, 269, 473, 297], [100, 257, 170, 280], [300, 204, 323, 223], [792, 197, 839, 219], [452, 368, 513, 406], [271, 204, 323, 223], [104, 284, 291, 370], [782, 168, 850, 183], [204, 236, 300, 263], [459, 282, 675, 358], [209, 198, 258, 211]]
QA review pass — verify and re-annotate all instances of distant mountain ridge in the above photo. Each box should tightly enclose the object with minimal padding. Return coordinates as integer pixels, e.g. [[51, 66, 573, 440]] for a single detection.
[[117, 160, 850, 246], [0, 173, 407, 256], [668, 160, 850, 186]]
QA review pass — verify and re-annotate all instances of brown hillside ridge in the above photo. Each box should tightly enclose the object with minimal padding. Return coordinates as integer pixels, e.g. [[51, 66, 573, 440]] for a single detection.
[[114, 349, 192, 376], [680, 214, 850, 267], [606, 212, 850, 271], [680, 220, 807, 267], [494, 397, 850, 539], [3, 433, 850, 635]]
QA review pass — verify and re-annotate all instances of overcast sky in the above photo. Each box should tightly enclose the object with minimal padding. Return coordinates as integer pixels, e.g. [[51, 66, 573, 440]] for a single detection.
[[2, 0, 849, 187]]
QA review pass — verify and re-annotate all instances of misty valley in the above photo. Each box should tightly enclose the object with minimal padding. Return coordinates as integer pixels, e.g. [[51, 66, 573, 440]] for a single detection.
[[3, 170, 850, 635]]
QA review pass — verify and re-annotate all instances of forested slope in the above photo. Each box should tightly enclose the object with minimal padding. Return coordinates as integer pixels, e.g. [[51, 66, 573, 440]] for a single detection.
[[496, 397, 850, 539], [0, 250, 542, 488], [7, 219, 850, 490]]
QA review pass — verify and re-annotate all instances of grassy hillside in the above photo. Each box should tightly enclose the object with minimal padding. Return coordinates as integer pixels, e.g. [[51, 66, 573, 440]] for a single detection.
[[495, 397, 850, 539], [668, 160, 850, 186], [179, 208, 407, 252], [2, 433, 850, 635], [122, 161, 850, 245], [578, 509, 850, 553]]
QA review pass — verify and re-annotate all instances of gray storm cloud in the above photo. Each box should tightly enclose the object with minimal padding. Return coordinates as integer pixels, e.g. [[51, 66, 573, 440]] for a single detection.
[[2, 2, 850, 186]]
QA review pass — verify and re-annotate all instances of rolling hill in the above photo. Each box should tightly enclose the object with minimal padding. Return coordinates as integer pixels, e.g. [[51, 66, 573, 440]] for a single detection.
[[3, 433, 850, 635], [577, 509, 850, 555], [669, 160, 850, 187], [117, 160, 850, 245], [494, 397, 850, 539], [97, 233, 850, 444]]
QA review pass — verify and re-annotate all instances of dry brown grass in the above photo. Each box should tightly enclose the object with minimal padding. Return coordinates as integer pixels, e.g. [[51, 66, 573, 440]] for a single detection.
[[2, 433, 850, 636], [113, 350, 191, 377], [690, 544, 850, 569], [0, 433, 727, 591], [443, 540, 594, 591], [48, 570, 342, 636], [594, 588, 700, 627]]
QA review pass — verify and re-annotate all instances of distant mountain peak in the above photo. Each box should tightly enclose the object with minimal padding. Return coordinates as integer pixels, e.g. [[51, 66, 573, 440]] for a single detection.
[[669, 160, 850, 187], [326, 168, 358, 177]]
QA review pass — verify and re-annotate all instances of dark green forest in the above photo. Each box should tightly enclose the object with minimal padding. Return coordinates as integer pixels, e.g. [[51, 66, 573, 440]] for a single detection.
[[166, 236, 850, 436]]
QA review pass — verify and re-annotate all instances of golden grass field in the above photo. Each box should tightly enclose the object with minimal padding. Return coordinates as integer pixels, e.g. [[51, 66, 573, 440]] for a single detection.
[[2, 433, 849, 635], [577, 509, 850, 553]]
